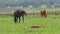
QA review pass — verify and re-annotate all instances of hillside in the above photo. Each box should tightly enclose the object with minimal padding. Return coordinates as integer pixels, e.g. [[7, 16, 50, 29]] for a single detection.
[[0, 0, 60, 8]]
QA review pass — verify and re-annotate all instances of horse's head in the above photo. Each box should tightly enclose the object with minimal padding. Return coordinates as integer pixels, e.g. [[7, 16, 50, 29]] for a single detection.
[[21, 10, 27, 16], [24, 12, 27, 16]]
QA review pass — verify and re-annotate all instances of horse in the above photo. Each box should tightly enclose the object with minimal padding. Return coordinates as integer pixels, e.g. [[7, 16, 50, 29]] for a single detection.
[[40, 9, 47, 18], [14, 9, 27, 23]]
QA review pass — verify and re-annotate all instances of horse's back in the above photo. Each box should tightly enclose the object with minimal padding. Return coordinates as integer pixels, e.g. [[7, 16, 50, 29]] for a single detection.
[[14, 9, 26, 17]]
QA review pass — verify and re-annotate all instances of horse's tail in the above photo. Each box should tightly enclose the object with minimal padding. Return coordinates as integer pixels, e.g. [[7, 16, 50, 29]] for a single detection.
[[14, 17, 17, 23]]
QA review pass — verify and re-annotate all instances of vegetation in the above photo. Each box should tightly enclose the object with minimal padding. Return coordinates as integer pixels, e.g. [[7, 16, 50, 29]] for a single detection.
[[0, 14, 60, 34]]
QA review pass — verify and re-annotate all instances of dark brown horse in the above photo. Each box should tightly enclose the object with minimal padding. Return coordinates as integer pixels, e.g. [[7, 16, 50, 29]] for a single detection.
[[14, 9, 27, 23]]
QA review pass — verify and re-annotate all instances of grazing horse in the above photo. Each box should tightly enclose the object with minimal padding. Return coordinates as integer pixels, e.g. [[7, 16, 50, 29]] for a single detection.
[[14, 9, 27, 23], [40, 9, 47, 17]]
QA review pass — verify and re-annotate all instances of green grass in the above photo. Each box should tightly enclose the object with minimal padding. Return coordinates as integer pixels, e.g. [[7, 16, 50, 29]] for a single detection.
[[0, 15, 60, 34]]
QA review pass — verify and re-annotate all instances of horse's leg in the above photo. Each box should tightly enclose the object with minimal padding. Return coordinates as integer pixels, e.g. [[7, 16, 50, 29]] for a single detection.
[[19, 17, 21, 23], [14, 17, 17, 23], [41, 14, 43, 17], [41, 12, 43, 17], [44, 14, 47, 17], [22, 16, 24, 23]]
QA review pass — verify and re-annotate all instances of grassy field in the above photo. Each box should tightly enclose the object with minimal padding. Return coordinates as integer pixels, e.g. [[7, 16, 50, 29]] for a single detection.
[[0, 14, 60, 34]]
